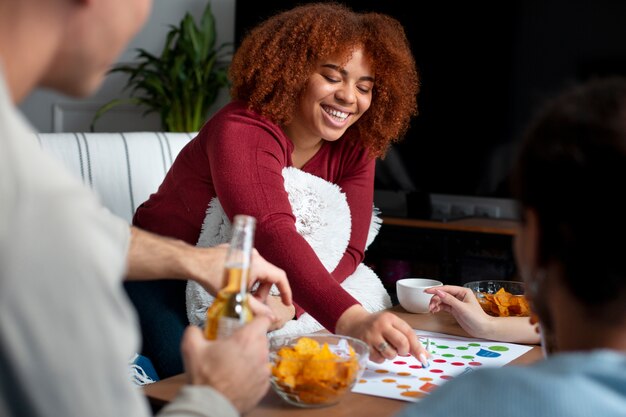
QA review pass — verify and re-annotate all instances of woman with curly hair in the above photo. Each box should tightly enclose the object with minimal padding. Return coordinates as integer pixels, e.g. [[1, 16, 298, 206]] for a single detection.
[[130, 2, 426, 376]]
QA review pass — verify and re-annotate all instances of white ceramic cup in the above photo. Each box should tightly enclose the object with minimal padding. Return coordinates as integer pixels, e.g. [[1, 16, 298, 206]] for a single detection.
[[396, 278, 443, 313]]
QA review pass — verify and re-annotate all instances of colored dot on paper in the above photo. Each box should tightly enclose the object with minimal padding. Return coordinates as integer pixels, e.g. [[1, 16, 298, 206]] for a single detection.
[[358, 379, 367, 383], [393, 361, 407, 365], [382, 379, 397, 383], [469, 361, 483, 366], [433, 359, 446, 363], [397, 372, 412, 376], [456, 346, 469, 351], [429, 369, 444, 374], [401, 391, 426, 398], [437, 345, 449, 349], [451, 362, 464, 366], [375, 369, 389, 374], [397, 384, 412, 389], [489, 345, 509, 352], [461, 355, 475, 359], [442, 353, 455, 358], [468, 343, 481, 347], [409, 364, 422, 369], [420, 382, 438, 392], [441, 375, 454, 380], [419, 377, 433, 381]]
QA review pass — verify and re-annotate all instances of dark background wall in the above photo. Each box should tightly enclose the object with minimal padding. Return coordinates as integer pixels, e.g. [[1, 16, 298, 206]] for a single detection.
[[235, 0, 626, 199]]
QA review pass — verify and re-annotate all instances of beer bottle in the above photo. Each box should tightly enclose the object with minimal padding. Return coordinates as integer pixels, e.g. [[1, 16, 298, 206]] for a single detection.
[[205, 214, 256, 340]]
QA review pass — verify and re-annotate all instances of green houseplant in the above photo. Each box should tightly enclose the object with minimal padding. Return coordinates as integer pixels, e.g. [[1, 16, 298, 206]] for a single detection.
[[91, 1, 231, 132]]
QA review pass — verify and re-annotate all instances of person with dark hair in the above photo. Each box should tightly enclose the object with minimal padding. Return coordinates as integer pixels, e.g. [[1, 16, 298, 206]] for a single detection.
[[395, 77, 626, 417], [0, 1, 292, 416], [132, 1, 428, 374]]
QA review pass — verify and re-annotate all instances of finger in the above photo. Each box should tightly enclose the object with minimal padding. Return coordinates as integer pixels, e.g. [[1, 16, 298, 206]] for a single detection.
[[250, 258, 292, 306], [375, 338, 398, 360], [180, 325, 206, 354], [392, 320, 429, 367], [253, 282, 271, 302], [234, 314, 272, 339], [384, 329, 410, 357], [180, 326, 210, 382], [425, 285, 470, 300], [368, 344, 386, 363], [434, 288, 468, 310], [428, 294, 443, 312], [248, 296, 276, 321]]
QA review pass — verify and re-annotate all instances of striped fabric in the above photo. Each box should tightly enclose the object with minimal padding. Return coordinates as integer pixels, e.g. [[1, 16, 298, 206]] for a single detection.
[[36, 132, 195, 223]]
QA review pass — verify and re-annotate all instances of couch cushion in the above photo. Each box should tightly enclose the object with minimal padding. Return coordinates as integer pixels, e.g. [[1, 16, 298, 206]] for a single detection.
[[37, 132, 194, 223]]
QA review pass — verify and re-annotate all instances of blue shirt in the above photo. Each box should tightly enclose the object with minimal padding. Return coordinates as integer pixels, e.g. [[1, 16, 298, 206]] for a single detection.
[[394, 350, 626, 417]]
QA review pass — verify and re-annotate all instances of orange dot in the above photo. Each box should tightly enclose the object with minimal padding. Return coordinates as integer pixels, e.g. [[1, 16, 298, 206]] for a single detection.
[[382, 378, 397, 383], [397, 384, 412, 389], [401, 391, 426, 398], [397, 372, 412, 376], [419, 377, 433, 381], [358, 379, 367, 383], [375, 369, 389, 374]]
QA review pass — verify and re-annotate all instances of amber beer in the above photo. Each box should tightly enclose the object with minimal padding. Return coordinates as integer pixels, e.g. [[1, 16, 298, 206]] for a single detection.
[[205, 215, 256, 340]]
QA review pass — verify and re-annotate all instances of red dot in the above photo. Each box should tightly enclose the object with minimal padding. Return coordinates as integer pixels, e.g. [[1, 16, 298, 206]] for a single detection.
[[441, 375, 454, 380], [429, 369, 444, 373], [409, 364, 422, 369], [468, 361, 483, 366], [433, 359, 446, 363], [451, 362, 464, 366], [393, 361, 407, 365]]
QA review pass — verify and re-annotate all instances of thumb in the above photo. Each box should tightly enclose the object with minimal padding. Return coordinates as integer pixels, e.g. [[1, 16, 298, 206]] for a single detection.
[[232, 315, 272, 340], [248, 296, 277, 321]]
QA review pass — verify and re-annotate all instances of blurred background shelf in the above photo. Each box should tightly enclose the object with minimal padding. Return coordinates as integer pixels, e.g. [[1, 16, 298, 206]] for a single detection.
[[366, 217, 520, 304]]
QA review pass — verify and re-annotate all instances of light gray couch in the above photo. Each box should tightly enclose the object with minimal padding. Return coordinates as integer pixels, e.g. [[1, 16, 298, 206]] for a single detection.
[[36, 132, 195, 223]]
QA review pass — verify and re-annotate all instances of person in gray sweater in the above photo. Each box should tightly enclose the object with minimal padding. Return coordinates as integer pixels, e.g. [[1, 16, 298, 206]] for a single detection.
[[0, 1, 291, 416]]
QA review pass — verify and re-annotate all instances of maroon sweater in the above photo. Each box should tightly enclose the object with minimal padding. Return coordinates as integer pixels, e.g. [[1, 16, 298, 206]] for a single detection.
[[133, 101, 375, 332]]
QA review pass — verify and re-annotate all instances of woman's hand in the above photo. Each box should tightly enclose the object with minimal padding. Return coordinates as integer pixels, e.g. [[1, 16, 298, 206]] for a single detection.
[[427, 285, 540, 344], [264, 295, 296, 331], [247, 248, 292, 308], [335, 305, 430, 366]]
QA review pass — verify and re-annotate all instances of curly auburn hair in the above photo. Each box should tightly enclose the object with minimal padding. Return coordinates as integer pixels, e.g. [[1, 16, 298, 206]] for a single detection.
[[229, 2, 419, 158]]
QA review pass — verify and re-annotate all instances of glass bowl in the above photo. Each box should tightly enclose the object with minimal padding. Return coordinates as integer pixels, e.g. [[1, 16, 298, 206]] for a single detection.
[[269, 333, 369, 408], [463, 280, 531, 317]]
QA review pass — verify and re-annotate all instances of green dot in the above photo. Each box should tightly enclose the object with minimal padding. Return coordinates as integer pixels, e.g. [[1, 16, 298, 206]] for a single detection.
[[489, 345, 509, 352], [442, 353, 455, 358], [456, 346, 469, 351], [468, 343, 481, 347], [437, 345, 449, 349], [461, 355, 474, 359]]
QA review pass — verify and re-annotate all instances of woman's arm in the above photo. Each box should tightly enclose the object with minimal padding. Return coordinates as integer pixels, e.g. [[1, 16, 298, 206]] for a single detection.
[[331, 154, 376, 282], [426, 285, 540, 344]]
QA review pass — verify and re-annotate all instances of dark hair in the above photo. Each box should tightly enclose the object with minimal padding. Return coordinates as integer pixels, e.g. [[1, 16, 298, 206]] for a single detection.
[[512, 77, 626, 321], [229, 2, 419, 158]]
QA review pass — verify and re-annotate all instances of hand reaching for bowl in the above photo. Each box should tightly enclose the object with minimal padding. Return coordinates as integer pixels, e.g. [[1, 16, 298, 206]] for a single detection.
[[426, 285, 540, 344]]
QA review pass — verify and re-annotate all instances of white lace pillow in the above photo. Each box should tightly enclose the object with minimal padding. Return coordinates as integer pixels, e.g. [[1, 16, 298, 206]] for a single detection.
[[186, 167, 388, 331]]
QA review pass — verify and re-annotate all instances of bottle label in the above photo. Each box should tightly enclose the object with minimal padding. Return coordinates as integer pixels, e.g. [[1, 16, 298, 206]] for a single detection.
[[216, 316, 244, 339]]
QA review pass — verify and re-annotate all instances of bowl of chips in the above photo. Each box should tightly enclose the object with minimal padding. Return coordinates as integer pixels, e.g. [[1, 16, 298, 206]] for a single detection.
[[269, 334, 369, 408], [463, 280, 531, 317]]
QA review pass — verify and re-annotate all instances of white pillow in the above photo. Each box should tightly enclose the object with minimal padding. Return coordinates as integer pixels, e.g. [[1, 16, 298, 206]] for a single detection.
[[186, 167, 391, 335]]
